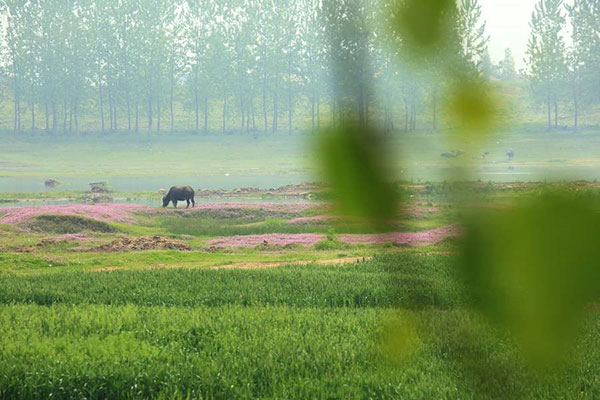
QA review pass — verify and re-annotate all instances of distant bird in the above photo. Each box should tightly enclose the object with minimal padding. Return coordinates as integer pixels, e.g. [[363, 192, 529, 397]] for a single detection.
[[507, 149, 514, 161]]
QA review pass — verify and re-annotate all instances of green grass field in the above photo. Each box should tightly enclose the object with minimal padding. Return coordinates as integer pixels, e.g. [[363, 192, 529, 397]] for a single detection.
[[1, 185, 600, 399]]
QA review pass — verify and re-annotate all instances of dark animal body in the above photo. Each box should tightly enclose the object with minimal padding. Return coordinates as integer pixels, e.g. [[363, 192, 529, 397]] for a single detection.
[[162, 186, 195, 208]]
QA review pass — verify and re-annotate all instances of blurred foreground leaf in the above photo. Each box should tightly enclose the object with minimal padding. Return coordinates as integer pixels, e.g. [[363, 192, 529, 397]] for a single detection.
[[461, 193, 600, 368], [391, 0, 455, 54], [446, 77, 499, 135], [317, 125, 398, 224]]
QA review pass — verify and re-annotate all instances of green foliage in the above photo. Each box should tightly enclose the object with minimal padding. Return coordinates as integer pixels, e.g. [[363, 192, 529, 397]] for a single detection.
[[461, 192, 600, 367], [314, 229, 348, 250], [317, 126, 399, 224]]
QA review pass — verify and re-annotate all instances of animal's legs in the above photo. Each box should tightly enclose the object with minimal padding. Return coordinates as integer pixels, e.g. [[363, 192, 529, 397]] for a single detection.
[[192, 198, 195, 208], [186, 199, 190, 209], [173, 200, 178, 208]]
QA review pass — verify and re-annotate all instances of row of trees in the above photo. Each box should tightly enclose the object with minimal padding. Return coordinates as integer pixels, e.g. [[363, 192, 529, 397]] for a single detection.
[[526, 0, 600, 130], [0, 0, 494, 135]]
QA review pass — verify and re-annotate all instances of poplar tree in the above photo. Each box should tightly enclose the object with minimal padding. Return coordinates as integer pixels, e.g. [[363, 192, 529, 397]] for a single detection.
[[526, 0, 567, 130]]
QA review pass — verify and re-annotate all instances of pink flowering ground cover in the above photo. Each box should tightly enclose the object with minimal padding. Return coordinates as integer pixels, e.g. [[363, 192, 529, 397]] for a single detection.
[[208, 225, 459, 248], [0, 203, 152, 225]]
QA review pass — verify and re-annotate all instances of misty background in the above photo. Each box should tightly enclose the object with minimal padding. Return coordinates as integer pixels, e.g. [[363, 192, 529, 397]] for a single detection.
[[0, 0, 598, 191]]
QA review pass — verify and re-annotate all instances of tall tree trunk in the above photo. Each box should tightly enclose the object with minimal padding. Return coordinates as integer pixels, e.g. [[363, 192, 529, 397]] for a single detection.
[[157, 91, 161, 134], [311, 94, 315, 131], [45, 103, 49, 132], [148, 95, 153, 134], [288, 71, 292, 135], [573, 90, 579, 131], [31, 102, 35, 132], [14, 93, 21, 134], [113, 100, 118, 131], [126, 92, 131, 133], [432, 90, 438, 131], [272, 91, 278, 133], [546, 98, 551, 130], [170, 57, 175, 134], [358, 84, 365, 127], [52, 101, 57, 133], [69, 104, 73, 132], [251, 98, 256, 130], [108, 87, 114, 131], [99, 85, 105, 133], [62, 98, 67, 132], [195, 89, 200, 134], [74, 101, 79, 134], [135, 99, 139, 134], [554, 100, 558, 128], [317, 95, 320, 129], [204, 96, 208, 134], [262, 72, 268, 132], [240, 95, 245, 132], [222, 93, 227, 134]]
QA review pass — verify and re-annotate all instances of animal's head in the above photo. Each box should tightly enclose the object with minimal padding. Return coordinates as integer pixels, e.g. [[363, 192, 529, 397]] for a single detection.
[[162, 195, 169, 207]]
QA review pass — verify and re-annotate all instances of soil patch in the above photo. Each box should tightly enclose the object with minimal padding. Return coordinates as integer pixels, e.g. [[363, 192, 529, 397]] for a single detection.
[[94, 235, 191, 252]]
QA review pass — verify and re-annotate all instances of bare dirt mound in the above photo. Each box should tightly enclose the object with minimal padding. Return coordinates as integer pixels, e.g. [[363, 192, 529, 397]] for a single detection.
[[94, 236, 191, 252]]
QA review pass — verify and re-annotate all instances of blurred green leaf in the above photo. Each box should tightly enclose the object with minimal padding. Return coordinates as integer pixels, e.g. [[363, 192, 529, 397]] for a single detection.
[[317, 125, 399, 224], [392, 0, 455, 53], [446, 77, 499, 134], [461, 193, 600, 367]]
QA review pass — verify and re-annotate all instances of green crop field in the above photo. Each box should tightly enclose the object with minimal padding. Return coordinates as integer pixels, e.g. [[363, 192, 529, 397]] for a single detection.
[[1, 184, 600, 399]]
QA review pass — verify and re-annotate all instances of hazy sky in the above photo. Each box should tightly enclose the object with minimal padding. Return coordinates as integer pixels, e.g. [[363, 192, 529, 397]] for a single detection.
[[481, 0, 539, 70]]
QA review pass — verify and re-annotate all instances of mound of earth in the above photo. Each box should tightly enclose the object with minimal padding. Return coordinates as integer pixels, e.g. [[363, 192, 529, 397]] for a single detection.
[[27, 215, 117, 234], [95, 236, 191, 252], [0, 203, 151, 225]]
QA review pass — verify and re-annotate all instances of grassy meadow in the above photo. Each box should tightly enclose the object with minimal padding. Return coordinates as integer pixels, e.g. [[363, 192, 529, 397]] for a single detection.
[[1, 181, 600, 399]]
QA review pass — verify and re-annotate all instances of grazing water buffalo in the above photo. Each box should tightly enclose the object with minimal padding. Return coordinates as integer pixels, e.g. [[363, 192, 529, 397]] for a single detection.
[[162, 185, 195, 208]]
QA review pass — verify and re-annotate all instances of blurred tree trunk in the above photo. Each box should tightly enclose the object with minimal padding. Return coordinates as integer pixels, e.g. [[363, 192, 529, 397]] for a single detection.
[[147, 95, 153, 134], [157, 91, 161, 134], [44, 103, 49, 132], [222, 93, 227, 134], [135, 100, 139, 134], [272, 91, 278, 133], [126, 92, 131, 133], [204, 95, 208, 135], [317, 95, 320, 129], [99, 84, 105, 133], [204, 96, 208, 134], [170, 56, 175, 134], [263, 72, 268, 132]]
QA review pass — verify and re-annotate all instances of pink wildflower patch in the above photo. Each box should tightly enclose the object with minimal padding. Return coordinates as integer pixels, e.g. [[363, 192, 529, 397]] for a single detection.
[[208, 225, 460, 248], [0, 203, 151, 225]]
